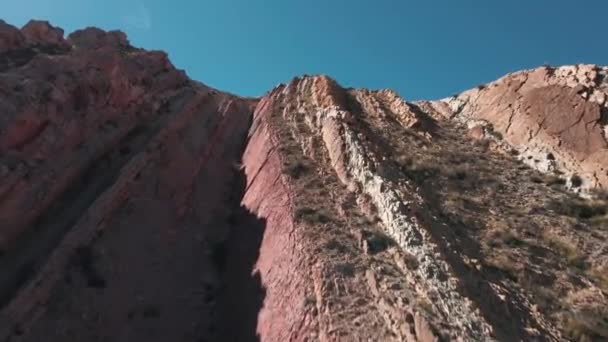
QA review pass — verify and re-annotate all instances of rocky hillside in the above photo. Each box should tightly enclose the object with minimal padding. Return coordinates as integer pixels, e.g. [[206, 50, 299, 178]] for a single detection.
[[423, 64, 608, 193], [0, 21, 607, 341]]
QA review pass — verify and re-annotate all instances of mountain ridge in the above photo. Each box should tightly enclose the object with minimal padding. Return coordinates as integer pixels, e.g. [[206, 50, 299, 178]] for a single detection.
[[0, 20, 607, 341]]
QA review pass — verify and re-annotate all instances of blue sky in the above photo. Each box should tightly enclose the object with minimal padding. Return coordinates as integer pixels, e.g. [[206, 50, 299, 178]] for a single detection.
[[5, 1, 608, 99]]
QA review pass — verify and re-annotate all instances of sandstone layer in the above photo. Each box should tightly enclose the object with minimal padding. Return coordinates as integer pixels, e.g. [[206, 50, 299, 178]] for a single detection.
[[1, 20, 607, 342]]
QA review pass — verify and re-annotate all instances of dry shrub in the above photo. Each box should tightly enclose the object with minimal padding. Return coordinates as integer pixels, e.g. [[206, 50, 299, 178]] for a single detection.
[[587, 264, 608, 292], [295, 206, 332, 224], [542, 232, 586, 269], [549, 197, 608, 221], [486, 221, 524, 248], [485, 254, 519, 282], [286, 160, 308, 179], [561, 289, 608, 341]]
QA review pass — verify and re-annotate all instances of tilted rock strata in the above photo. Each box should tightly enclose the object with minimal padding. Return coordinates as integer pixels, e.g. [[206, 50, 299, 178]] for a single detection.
[[1, 20, 607, 341], [0, 20, 258, 341], [278, 76, 567, 341]]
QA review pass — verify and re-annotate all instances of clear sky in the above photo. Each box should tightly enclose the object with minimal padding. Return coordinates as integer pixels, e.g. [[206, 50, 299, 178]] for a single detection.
[[4, 1, 608, 99]]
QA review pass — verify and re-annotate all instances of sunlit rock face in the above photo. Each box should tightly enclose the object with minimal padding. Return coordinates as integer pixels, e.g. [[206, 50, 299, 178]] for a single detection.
[[433, 64, 608, 193], [1, 20, 607, 342]]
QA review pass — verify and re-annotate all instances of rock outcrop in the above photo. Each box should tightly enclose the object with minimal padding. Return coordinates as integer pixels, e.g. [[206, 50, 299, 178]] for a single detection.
[[0, 20, 258, 341], [427, 64, 608, 193], [1, 20, 607, 342]]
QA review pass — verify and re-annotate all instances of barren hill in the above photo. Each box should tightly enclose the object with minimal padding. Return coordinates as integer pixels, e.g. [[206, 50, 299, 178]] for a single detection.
[[0, 21, 606, 341]]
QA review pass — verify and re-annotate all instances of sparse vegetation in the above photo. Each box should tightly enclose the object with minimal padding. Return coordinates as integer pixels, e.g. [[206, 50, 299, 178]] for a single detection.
[[286, 160, 308, 179], [531, 176, 544, 184], [324, 238, 346, 252], [561, 305, 608, 342], [399, 158, 440, 183], [417, 297, 435, 315], [358, 230, 394, 254], [571, 174, 583, 188], [545, 175, 566, 187], [295, 206, 332, 224], [531, 174, 567, 187], [304, 295, 316, 306], [589, 214, 608, 228], [542, 232, 586, 269], [529, 286, 558, 310], [488, 129, 503, 140], [549, 197, 608, 221], [401, 252, 419, 270], [591, 189, 608, 200], [486, 224, 524, 248], [485, 254, 519, 282], [262, 79, 608, 340], [334, 263, 355, 277], [587, 264, 608, 291], [473, 138, 490, 151], [447, 167, 468, 181]]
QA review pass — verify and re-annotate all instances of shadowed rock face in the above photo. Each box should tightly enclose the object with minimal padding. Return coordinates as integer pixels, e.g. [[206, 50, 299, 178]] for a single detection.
[[0, 22, 190, 246], [0, 20, 26, 52], [1, 20, 608, 342], [0, 20, 260, 342]]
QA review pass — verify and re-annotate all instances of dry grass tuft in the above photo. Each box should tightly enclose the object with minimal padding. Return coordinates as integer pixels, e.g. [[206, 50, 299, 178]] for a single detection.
[[587, 264, 608, 292], [542, 232, 586, 269], [549, 197, 608, 221], [485, 254, 519, 282], [561, 289, 608, 342], [398, 158, 440, 183], [571, 174, 583, 188], [286, 160, 309, 179], [486, 222, 525, 248], [295, 206, 332, 224]]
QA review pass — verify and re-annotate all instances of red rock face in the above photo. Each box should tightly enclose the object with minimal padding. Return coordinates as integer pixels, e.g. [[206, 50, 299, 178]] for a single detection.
[[0, 24, 192, 248], [0, 20, 26, 52], [2, 20, 608, 342], [0, 21, 258, 341], [232, 95, 314, 341], [435, 65, 608, 191], [21, 21, 66, 46]]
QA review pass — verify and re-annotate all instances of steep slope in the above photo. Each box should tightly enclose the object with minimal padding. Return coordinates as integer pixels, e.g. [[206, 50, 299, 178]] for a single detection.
[[0, 20, 258, 341], [255, 76, 608, 341], [1, 20, 607, 342], [424, 64, 608, 193], [235, 78, 445, 341]]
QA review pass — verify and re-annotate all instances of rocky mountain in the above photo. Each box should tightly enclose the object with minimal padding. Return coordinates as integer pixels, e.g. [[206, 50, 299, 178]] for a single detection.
[[0, 20, 607, 342]]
